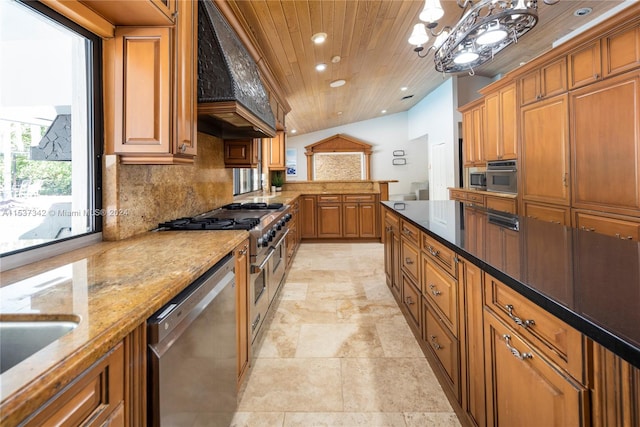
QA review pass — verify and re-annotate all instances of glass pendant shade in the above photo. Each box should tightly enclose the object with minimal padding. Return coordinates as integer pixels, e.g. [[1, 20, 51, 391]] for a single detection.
[[476, 21, 508, 45], [419, 0, 445, 23], [453, 46, 479, 65], [408, 23, 429, 46]]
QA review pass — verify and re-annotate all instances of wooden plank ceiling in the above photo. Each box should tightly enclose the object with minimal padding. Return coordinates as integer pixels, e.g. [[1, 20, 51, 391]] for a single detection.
[[227, 0, 626, 136]]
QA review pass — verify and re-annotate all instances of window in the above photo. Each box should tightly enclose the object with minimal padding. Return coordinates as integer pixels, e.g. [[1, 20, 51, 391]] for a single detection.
[[233, 141, 262, 196], [0, 1, 102, 269]]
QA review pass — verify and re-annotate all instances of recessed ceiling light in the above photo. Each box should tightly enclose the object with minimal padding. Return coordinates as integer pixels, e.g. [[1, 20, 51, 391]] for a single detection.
[[290, 129, 297, 134], [574, 7, 592, 17], [337, 111, 343, 115], [331, 56, 341, 63], [381, 110, 387, 114], [400, 87, 408, 91], [316, 63, 327, 71], [330, 79, 346, 88], [311, 32, 327, 44]]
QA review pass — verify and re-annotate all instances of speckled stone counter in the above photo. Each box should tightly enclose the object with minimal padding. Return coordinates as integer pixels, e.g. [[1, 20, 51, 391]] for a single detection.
[[0, 230, 248, 425], [382, 200, 640, 369]]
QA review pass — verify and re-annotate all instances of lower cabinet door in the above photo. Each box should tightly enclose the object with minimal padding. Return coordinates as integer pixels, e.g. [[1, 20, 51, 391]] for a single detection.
[[401, 274, 421, 330], [484, 312, 588, 427]]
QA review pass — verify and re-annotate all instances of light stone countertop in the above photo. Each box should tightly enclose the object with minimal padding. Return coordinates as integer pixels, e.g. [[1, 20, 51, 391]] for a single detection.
[[0, 230, 248, 426]]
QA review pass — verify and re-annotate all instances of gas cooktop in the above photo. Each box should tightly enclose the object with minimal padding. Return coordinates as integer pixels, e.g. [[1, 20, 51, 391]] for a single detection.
[[158, 217, 261, 231]]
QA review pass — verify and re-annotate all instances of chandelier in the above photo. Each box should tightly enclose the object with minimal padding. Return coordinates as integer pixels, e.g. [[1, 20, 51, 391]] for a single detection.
[[408, 0, 559, 73]]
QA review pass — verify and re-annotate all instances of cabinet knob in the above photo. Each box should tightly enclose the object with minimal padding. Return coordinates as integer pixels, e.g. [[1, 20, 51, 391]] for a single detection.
[[429, 284, 442, 296], [179, 143, 187, 153], [405, 257, 414, 265], [505, 304, 535, 329], [594, 73, 600, 79], [430, 335, 443, 350], [405, 296, 415, 305], [503, 334, 533, 361]]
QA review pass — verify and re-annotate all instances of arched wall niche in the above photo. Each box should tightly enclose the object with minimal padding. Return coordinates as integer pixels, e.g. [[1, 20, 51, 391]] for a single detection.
[[304, 134, 372, 181]]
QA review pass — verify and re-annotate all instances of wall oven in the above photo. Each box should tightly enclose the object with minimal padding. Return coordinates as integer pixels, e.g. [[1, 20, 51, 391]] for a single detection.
[[486, 160, 517, 194]]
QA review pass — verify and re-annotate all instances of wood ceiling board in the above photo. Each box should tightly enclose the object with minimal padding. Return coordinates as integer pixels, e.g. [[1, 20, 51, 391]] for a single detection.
[[227, 0, 627, 135]]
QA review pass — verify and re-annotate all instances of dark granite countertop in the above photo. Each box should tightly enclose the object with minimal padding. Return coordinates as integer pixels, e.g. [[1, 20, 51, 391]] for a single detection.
[[382, 200, 640, 369]]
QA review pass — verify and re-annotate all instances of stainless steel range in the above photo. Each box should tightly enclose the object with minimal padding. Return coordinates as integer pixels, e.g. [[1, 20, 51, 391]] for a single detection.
[[157, 201, 291, 343]]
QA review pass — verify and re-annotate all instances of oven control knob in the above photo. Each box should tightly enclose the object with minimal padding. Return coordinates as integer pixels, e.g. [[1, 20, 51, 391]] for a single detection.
[[258, 236, 267, 247], [269, 229, 276, 239], [276, 222, 282, 230], [284, 214, 292, 222], [262, 233, 272, 243]]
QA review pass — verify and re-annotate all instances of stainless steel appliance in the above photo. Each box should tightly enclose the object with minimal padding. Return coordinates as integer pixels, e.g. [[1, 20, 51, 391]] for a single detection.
[[147, 254, 236, 427], [469, 171, 487, 190], [486, 160, 517, 194], [156, 202, 292, 344]]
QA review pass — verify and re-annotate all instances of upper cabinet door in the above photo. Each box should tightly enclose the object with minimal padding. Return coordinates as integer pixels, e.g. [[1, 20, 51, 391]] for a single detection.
[[484, 83, 517, 161], [174, 0, 197, 157], [568, 40, 602, 90], [602, 24, 640, 78]]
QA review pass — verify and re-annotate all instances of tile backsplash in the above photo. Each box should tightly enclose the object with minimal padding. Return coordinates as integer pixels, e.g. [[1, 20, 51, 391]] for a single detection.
[[103, 133, 233, 240]]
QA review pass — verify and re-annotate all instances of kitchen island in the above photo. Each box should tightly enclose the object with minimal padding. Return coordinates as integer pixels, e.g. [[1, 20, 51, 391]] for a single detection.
[[382, 200, 640, 426], [0, 230, 248, 426]]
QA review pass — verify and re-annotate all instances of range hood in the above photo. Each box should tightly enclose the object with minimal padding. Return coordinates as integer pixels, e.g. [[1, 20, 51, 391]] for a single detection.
[[197, 0, 276, 139]]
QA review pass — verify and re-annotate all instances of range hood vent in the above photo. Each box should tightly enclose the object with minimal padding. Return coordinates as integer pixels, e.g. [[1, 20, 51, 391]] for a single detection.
[[198, 0, 276, 139]]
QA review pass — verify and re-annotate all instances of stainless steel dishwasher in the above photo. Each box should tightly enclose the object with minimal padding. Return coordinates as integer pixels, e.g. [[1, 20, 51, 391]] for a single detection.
[[147, 253, 236, 427]]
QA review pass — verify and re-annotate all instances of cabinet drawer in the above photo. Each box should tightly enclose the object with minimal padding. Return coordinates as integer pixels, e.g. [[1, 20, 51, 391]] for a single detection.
[[465, 192, 485, 205], [423, 302, 459, 396], [400, 220, 420, 246], [24, 342, 125, 427], [523, 201, 570, 225], [484, 274, 584, 380], [343, 194, 376, 202], [401, 238, 420, 283], [384, 208, 399, 229], [317, 194, 342, 203], [402, 274, 421, 329], [422, 260, 458, 334], [574, 211, 640, 241], [422, 234, 457, 278], [450, 189, 467, 201], [485, 196, 516, 214]]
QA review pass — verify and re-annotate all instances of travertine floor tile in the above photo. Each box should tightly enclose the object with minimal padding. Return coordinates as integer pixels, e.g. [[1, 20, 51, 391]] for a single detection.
[[283, 412, 406, 426], [341, 357, 453, 412], [295, 323, 385, 358], [404, 412, 462, 427], [238, 358, 343, 412], [238, 243, 460, 425]]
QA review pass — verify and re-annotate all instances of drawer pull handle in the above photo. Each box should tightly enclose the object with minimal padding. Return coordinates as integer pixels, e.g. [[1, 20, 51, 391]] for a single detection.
[[615, 233, 633, 240], [429, 284, 442, 296], [580, 226, 595, 232], [405, 296, 415, 305], [505, 304, 535, 329], [386, 226, 393, 232], [403, 228, 413, 236], [427, 246, 440, 257], [430, 335, 443, 350], [405, 257, 414, 265], [503, 334, 533, 360]]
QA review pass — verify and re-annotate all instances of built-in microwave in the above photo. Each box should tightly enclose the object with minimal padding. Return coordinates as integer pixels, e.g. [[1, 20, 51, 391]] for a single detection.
[[469, 171, 487, 190], [486, 160, 517, 194]]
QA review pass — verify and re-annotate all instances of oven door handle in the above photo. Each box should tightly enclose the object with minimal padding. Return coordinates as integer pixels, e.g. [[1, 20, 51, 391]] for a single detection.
[[272, 228, 290, 249], [251, 247, 275, 274], [488, 169, 517, 173]]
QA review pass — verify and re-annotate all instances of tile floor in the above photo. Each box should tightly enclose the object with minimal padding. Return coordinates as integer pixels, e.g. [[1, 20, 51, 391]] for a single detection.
[[233, 243, 462, 427]]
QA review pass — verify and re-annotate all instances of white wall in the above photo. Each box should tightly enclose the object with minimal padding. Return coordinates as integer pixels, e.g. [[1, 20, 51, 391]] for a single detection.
[[287, 76, 474, 197]]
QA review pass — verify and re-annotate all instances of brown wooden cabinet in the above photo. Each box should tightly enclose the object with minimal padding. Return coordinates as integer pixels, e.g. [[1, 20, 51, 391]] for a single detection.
[[458, 259, 486, 427], [384, 208, 401, 301], [266, 130, 286, 170], [80, 0, 176, 25], [602, 24, 640, 78], [485, 220, 520, 278], [573, 210, 640, 241], [286, 197, 300, 267], [522, 201, 571, 225], [299, 195, 317, 238], [23, 342, 126, 426], [568, 40, 602, 89], [223, 138, 260, 168], [483, 310, 588, 427], [109, 0, 197, 164], [570, 71, 640, 217], [235, 239, 250, 386], [485, 195, 516, 214], [590, 341, 640, 426], [423, 300, 459, 400], [401, 273, 421, 330], [343, 194, 379, 238], [484, 83, 517, 161], [519, 57, 567, 106], [461, 99, 485, 166], [317, 195, 343, 238], [520, 94, 570, 206]]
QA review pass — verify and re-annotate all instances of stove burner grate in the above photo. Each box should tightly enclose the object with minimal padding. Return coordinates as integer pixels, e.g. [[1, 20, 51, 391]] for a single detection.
[[222, 202, 284, 210], [159, 217, 261, 231]]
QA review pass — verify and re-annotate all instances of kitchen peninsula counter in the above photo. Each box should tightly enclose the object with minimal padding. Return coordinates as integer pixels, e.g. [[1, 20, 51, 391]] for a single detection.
[[0, 230, 248, 425], [382, 200, 640, 369]]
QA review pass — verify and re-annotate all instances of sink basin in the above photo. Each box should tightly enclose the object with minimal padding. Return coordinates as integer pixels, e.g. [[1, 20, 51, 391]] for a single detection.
[[0, 317, 79, 374]]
